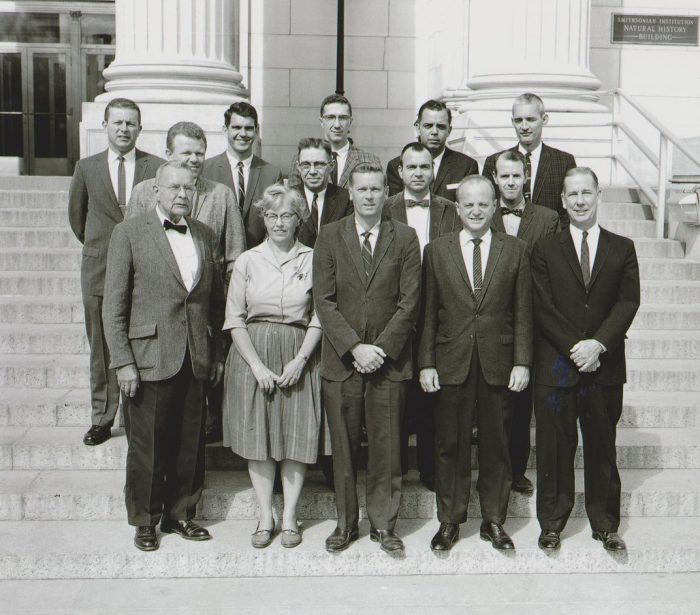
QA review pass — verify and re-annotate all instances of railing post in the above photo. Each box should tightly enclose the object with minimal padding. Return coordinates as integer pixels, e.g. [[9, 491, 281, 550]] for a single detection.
[[657, 136, 669, 239], [611, 90, 621, 184]]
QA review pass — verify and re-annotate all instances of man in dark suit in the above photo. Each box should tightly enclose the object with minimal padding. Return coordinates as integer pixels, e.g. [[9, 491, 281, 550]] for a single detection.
[[482, 93, 576, 222], [68, 98, 164, 446], [490, 149, 560, 496], [202, 101, 281, 248], [103, 161, 225, 551], [294, 137, 353, 248], [313, 163, 421, 555], [387, 100, 478, 201], [418, 175, 532, 552], [531, 167, 640, 553], [385, 142, 461, 491], [289, 94, 381, 190]]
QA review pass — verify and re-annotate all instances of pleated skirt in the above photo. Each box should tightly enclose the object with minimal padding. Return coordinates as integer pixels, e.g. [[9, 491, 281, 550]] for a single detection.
[[223, 321, 330, 464]]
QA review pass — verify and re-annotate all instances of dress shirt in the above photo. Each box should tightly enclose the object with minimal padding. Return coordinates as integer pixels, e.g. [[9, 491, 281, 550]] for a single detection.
[[432, 148, 446, 179], [518, 142, 542, 195], [459, 228, 492, 292], [569, 223, 600, 271], [226, 151, 253, 201], [332, 141, 350, 184], [355, 217, 381, 253], [304, 185, 327, 231], [403, 189, 431, 258], [223, 239, 321, 330], [156, 207, 198, 292], [500, 198, 526, 237], [108, 147, 136, 205]]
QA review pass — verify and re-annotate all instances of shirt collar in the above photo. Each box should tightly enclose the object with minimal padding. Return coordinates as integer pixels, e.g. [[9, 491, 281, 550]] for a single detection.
[[355, 217, 381, 238], [254, 238, 311, 266], [108, 147, 136, 163], [499, 197, 526, 211], [569, 223, 600, 242], [304, 185, 327, 203], [156, 205, 189, 230], [333, 141, 350, 156], [403, 189, 430, 204], [432, 148, 446, 170], [226, 150, 253, 169], [460, 227, 492, 245], [518, 142, 542, 158]]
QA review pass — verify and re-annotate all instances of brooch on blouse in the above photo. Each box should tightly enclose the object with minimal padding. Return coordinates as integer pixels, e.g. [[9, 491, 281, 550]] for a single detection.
[[295, 271, 308, 281]]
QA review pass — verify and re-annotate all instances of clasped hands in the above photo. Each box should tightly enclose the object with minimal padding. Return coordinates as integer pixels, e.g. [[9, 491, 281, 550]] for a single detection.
[[570, 339, 604, 373], [251, 355, 307, 394], [351, 343, 386, 374], [116, 360, 225, 397]]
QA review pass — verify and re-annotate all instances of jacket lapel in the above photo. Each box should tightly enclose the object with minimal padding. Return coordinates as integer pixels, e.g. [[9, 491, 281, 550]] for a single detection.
[[447, 231, 473, 295], [244, 157, 263, 217], [560, 230, 586, 289], [517, 203, 535, 239], [133, 149, 152, 186], [433, 148, 451, 194], [367, 219, 395, 286], [341, 216, 367, 284], [146, 209, 188, 290], [301, 190, 318, 240], [339, 146, 357, 188], [98, 151, 121, 215], [428, 197, 444, 241], [589, 227, 610, 289], [532, 144, 551, 205], [320, 185, 337, 224], [188, 218, 206, 290], [191, 176, 210, 219], [478, 233, 504, 307], [392, 198, 408, 225], [491, 205, 506, 233]]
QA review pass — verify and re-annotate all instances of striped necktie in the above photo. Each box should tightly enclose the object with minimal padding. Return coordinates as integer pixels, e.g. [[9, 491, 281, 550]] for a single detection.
[[237, 161, 245, 211], [580, 230, 591, 287], [361, 231, 373, 277], [523, 152, 532, 202], [472, 238, 483, 301], [117, 155, 126, 211]]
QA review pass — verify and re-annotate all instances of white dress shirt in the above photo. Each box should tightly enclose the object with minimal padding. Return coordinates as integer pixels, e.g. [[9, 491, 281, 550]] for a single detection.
[[432, 148, 446, 180], [108, 147, 136, 205], [500, 198, 526, 237], [156, 207, 199, 292], [333, 141, 350, 183], [355, 218, 381, 253], [569, 223, 600, 271], [304, 186, 327, 231], [518, 142, 542, 195], [403, 189, 430, 259], [226, 151, 253, 198], [459, 228, 492, 291]]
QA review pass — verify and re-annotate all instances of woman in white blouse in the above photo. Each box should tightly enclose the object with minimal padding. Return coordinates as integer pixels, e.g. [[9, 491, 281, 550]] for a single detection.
[[223, 183, 324, 549]]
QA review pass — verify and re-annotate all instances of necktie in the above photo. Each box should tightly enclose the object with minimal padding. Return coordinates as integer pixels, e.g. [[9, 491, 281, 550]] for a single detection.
[[117, 155, 126, 210], [237, 161, 245, 211], [472, 238, 483, 302], [330, 152, 339, 185], [500, 206, 524, 217], [164, 219, 187, 234], [431, 159, 437, 191], [580, 230, 590, 287], [523, 152, 532, 203], [407, 199, 429, 208], [361, 231, 373, 277], [310, 192, 319, 230]]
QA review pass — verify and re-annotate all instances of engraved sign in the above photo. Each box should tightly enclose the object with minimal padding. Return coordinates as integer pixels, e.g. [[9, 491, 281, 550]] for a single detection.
[[612, 14, 699, 46]]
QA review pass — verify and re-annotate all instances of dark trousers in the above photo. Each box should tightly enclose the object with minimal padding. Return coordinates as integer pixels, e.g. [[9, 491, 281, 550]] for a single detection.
[[124, 351, 206, 527], [83, 293, 120, 427], [323, 372, 406, 532], [534, 380, 623, 533], [509, 383, 533, 479], [401, 378, 435, 481], [434, 349, 513, 525]]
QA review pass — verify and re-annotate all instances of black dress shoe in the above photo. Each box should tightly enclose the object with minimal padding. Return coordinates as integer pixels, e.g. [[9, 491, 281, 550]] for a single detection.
[[511, 475, 534, 495], [369, 527, 405, 555], [160, 519, 212, 541], [325, 526, 359, 553], [479, 521, 514, 550], [538, 529, 561, 551], [134, 526, 158, 551], [83, 425, 111, 446], [204, 425, 223, 444], [592, 530, 626, 551], [430, 522, 459, 551]]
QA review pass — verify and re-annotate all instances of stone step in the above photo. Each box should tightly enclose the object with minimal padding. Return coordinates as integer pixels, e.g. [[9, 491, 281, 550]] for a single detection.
[[0, 389, 90, 427], [632, 238, 684, 258], [641, 280, 700, 304], [625, 330, 700, 359], [0, 176, 71, 190], [0, 272, 81, 296], [0, 228, 80, 248], [1, 516, 698, 579], [0, 324, 88, 354], [0, 296, 83, 324], [599, 220, 656, 238], [597, 202, 651, 220], [620, 392, 700, 428], [0, 190, 68, 209], [1, 468, 698, 522], [4, 426, 699, 471], [630, 304, 700, 330], [637, 258, 700, 281], [0, 248, 81, 272], [0, 355, 89, 388], [602, 186, 644, 203], [2, 209, 68, 227], [626, 359, 700, 392]]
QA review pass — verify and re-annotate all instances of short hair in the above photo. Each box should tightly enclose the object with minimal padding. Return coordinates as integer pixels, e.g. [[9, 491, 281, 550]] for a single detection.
[[456, 174, 496, 201], [104, 98, 141, 124], [155, 160, 193, 183], [349, 162, 386, 187], [562, 167, 600, 193], [494, 149, 527, 175], [320, 94, 352, 117], [166, 121, 207, 152], [253, 183, 309, 224], [399, 142, 431, 165], [223, 101, 259, 128], [416, 99, 452, 126], [512, 92, 545, 116], [297, 137, 331, 159]]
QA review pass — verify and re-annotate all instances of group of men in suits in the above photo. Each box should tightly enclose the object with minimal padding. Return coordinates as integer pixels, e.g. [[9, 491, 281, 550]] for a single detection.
[[68, 91, 639, 555]]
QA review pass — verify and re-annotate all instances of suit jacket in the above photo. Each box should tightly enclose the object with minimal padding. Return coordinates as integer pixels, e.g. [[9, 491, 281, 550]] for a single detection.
[[313, 216, 422, 382], [531, 227, 640, 388], [102, 209, 225, 382], [202, 152, 282, 248], [297, 183, 353, 248], [288, 144, 381, 190], [491, 201, 560, 253], [387, 147, 479, 201], [418, 231, 533, 386], [68, 148, 164, 297], [385, 192, 461, 245], [127, 175, 245, 282], [482, 143, 576, 220]]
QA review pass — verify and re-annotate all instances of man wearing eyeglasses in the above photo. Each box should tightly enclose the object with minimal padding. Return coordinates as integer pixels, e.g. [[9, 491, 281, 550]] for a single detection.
[[103, 161, 225, 552], [288, 94, 380, 190], [386, 100, 478, 201], [295, 138, 353, 249]]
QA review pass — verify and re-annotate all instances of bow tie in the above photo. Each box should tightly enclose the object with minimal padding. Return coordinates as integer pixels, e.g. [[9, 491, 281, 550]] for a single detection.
[[163, 219, 188, 234], [407, 199, 429, 208], [500, 206, 524, 218]]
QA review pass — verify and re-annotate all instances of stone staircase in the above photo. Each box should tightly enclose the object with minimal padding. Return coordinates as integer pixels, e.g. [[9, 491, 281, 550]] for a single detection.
[[0, 180, 699, 579]]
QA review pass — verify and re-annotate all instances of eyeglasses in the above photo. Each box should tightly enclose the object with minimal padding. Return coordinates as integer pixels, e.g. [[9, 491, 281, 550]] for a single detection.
[[263, 212, 297, 223], [157, 184, 196, 194], [298, 161, 331, 172], [321, 114, 352, 123]]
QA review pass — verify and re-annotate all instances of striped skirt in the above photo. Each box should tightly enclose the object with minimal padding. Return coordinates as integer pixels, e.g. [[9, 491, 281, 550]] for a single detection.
[[223, 321, 329, 464]]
